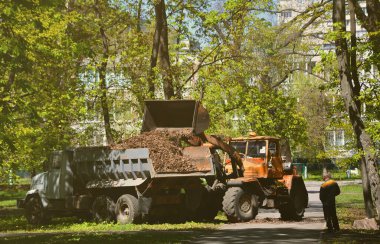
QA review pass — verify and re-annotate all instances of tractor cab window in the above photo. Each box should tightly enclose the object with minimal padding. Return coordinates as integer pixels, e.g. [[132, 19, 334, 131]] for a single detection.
[[247, 141, 266, 158], [230, 141, 247, 157], [268, 141, 278, 157]]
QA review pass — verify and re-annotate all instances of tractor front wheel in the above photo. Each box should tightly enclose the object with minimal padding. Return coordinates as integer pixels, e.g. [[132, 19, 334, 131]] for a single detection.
[[222, 187, 258, 222], [279, 184, 306, 221]]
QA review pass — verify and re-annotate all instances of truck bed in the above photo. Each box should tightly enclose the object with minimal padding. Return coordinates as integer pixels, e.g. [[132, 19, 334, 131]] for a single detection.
[[73, 146, 215, 189]]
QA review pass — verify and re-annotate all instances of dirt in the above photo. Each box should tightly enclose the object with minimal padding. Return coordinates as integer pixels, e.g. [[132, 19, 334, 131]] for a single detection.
[[112, 129, 197, 173], [249, 217, 324, 224]]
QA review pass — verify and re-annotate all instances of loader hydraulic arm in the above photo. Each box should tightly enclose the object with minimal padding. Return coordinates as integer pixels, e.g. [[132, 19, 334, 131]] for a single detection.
[[200, 133, 244, 177]]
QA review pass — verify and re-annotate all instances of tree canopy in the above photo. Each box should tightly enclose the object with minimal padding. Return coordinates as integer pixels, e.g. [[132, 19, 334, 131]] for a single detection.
[[0, 0, 379, 219]]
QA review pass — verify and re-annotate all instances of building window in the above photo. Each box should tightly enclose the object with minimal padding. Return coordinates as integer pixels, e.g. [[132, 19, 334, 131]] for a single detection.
[[327, 131, 335, 147], [322, 43, 335, 50], [336, 130, 345, 146], [281, 11, 292, 18], [326, 130, 345, 147]]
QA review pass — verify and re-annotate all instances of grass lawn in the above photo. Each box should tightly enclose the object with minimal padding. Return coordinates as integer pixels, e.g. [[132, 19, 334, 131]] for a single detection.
[[305, 170, 362, 181], [336, 184, 367, 229], [0, 188, 28, 208], [0, 187, 221, 243]]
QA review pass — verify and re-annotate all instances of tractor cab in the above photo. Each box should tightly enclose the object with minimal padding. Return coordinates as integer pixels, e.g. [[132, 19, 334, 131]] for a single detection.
[[225, 133, 284, 179]]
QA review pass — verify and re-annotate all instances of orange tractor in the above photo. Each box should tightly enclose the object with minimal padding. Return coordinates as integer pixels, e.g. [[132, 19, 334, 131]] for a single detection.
[[220, 133, 308, 222]]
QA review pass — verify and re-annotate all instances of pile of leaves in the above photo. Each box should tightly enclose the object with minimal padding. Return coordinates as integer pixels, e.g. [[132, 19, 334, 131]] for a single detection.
[[112, 129, 197, 173]]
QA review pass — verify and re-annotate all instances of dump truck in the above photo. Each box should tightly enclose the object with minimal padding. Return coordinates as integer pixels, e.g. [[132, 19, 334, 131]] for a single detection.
[[18, 100, 308, 224], [17, 100, 232, 224]]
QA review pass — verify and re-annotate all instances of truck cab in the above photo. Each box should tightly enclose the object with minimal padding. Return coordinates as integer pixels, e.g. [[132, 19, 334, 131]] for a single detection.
[[225, 134, 284, 179]]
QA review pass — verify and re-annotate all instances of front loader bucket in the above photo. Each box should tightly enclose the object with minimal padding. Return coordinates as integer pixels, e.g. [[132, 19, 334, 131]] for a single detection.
[[141, 100, 210, 134]]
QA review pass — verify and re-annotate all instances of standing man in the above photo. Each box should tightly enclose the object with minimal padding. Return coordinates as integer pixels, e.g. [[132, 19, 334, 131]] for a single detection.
[[320, 172, 340, 232]]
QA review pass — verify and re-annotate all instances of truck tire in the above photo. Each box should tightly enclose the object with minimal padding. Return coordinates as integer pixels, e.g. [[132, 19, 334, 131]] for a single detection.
[[222, 187, 258, 222], [92, 195, 116, 223], [25, 195, 49, 225], [194, 191, 222, 222], [115, 194, 140, 224]]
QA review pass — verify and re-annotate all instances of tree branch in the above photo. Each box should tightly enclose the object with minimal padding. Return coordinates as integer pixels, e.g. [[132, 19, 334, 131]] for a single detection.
[[280, 9, 327, 48], [272, 67, 329, 88], [347, 0, 369, 30], [277, 0, 332, 33]]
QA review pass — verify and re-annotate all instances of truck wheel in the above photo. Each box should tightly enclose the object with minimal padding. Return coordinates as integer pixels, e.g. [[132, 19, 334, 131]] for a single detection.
[[115, 194, 140, 224], [194, 191, 222, 222], [222, 187, 258, 222], [92, 195, 116, 223], [25, 195, 49, 225]]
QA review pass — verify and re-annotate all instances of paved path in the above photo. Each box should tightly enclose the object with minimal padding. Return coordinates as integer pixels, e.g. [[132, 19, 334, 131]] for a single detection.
[[191, 180, 363, 243]]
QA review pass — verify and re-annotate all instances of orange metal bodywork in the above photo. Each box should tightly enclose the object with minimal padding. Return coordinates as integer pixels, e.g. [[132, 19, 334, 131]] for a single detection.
[[225, 135, 286, 181]]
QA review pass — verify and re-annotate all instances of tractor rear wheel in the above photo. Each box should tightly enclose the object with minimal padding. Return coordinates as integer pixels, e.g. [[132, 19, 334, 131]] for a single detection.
[[279, 184, 306, 221], [25, 195, 49, 225], [115, 194, 140, 224], [279, 202, 304, 220], [92, 195, 116, 223], [222, 187, 258, 222]]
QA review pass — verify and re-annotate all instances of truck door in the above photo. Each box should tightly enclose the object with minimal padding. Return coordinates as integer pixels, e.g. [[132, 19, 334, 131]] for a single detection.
[[46, 152, 63, 199]]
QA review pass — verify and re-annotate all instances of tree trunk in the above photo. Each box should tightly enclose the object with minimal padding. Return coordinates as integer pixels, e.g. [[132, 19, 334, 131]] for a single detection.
[[99, 58, 113, 145], [148, 1, 163, 99], [360, 156, 376, 218], [95, 2, 114, 145], [348, 0, 376, 218], [348, 0, 380, 70], [149, 0, 174, 99], [156, 0, 174, 99], [333, 0, 380, 219], [136, 0, 142, 33], [348, 1, 360, 113]]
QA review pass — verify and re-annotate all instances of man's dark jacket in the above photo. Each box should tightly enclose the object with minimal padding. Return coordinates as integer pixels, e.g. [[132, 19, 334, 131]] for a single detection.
[[320, 179, 340, 205]]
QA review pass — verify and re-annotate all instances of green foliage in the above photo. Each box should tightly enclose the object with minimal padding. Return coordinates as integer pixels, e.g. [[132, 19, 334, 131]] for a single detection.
[[200, 75, 307, 148], [0, 1, 86, 181], [6, 0, 379, 180]]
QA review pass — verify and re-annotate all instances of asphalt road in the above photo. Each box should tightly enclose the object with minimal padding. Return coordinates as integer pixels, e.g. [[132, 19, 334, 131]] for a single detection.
[[190, 180, 363, 244]]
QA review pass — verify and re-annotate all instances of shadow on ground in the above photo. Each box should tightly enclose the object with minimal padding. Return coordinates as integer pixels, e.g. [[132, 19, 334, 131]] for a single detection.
[[0, 228, 379, 244], [190, 228, 380, 244], [320, 229, 380, 244], [190, 228, 322, 243]]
